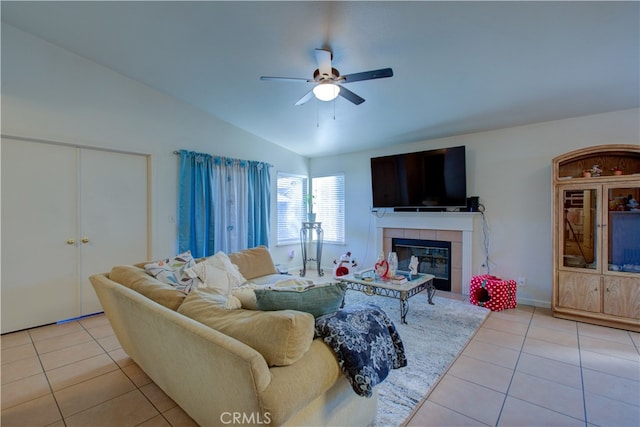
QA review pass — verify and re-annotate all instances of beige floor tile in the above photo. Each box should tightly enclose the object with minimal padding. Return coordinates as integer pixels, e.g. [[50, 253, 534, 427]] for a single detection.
[[489, 307, 534, 325], [108, 348, 134, 367], [86, 322, 115, 339], [482, 315, 530, 335], [1, 356, 43, 384], [0, 330, 31, 349], [527, 324, 579, 347], [64, 389, 160, 427], [1, 343, 37, 365], [580, 349, 640, 381], [122, 363, 153, 387], [630, 331, 639, 347], [585, 392, 640, 427], [406, 400, 489, 426], [461, 339, 520, 369], [46, 353, 119, 391], [65, 390, 159, 427], [473, 327, 526, 350], [515, 352, 582, 389], [579, 335, 640, 362], [578, 322, 636, 345], [97, 334, 122, 352], [137, 414, 172, 427], [141, 382, 177, 412], [33, 329, 94, 354], [522, 337, 581, 366], [0, 393, 62, 427], [582, 368, 640, 406], [39, 340, 105, 371], [54, 370, 136, 417], [498, 396, 584, 427], [427, 374, 505, 426], [77, 313, 109, 329], [447, 354, 514, 393], [28, 321, 83, 342], [162, 405, 199, 426], [530, 313, 578, 333], [1, 372, 51, 410], [508, 371, 585, 420]]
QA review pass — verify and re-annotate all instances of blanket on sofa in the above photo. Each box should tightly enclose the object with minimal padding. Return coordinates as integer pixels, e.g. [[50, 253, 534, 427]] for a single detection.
[[315, 303, 407, 397]]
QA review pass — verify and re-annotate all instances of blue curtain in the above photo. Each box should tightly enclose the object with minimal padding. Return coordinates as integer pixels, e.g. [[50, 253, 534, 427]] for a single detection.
[[247, 161, 271, 248], [178, 150, 271, 257], [178, 150, 215, 257]]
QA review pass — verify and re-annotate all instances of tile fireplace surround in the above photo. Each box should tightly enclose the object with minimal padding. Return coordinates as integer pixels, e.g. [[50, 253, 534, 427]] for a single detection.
[[376, 211, 479, 295]]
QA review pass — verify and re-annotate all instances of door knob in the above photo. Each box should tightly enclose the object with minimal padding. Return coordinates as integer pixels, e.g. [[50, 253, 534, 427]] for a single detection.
[[81, 237, 90, 244], [66, 238, 75, 245]]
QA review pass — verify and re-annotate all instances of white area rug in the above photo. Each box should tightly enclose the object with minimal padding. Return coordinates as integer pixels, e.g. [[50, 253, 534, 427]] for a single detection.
[[342, 291, 490, 427]]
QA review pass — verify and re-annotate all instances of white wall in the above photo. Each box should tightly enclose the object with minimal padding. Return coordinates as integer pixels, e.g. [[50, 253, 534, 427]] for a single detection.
[[1, 24, 307, 264], [310, 108, 640, 307]]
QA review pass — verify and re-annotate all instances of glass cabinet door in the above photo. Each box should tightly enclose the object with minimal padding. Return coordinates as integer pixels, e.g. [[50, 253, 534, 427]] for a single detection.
[[605, 184, 640, 274], [561, 188, 598, 270]]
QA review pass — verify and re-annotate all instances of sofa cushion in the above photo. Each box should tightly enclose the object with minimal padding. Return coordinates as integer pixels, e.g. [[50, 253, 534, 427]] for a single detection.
[[205, 251, 246, 287], [143, 251, 197, 292], [183, 261, 242, 309], [228, 246, 277, 280], [178, 289, 315, 366], [109, 265, 186, 310], [255, 283, 347, 318]]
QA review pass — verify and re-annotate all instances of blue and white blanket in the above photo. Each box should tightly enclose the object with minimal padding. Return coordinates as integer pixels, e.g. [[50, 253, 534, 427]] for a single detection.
[[315, 303, 407, 397]]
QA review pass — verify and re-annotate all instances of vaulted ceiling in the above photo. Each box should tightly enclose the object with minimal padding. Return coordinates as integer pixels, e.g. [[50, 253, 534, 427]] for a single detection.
[[2, 1, 638, 157]]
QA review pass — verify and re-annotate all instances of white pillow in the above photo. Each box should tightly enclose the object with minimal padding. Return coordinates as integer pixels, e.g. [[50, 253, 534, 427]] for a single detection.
[[183, 262, 242, 309], [206, 251, 247, 287]]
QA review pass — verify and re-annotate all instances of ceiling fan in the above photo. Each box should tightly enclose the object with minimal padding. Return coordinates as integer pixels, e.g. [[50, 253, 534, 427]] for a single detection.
[[260, 48, 393, 106]]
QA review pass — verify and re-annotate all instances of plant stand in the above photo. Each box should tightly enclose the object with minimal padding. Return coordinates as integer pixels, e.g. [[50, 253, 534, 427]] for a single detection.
[[300, 221, 323, 277]]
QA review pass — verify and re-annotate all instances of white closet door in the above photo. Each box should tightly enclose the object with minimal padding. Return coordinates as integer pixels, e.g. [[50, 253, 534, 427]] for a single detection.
[[79, 149, 149, 315], [1, 138, 80, 333]]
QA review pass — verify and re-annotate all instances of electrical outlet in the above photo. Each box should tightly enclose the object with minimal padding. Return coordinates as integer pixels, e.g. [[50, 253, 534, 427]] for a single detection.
[[517, 276, 527, 286]]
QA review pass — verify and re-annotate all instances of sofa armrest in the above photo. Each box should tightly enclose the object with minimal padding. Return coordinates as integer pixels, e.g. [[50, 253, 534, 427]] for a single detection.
[[90, 273, 272, 425]]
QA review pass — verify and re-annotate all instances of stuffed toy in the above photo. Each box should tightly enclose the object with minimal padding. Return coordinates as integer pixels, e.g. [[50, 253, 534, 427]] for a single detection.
[[333, 251, 357, 277]]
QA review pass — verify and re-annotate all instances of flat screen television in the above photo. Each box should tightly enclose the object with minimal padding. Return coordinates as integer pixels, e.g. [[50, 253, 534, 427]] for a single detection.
[[371, 145, 467, 209]]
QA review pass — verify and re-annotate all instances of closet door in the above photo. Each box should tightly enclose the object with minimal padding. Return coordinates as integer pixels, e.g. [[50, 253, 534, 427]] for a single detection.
[[79, 149, 149, 315], [1, 138, 80, 332]]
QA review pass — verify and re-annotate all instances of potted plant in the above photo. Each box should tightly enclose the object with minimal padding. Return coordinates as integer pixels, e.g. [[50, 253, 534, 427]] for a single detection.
[[611, 166, 624, 176], [305, 194, 316, 222]]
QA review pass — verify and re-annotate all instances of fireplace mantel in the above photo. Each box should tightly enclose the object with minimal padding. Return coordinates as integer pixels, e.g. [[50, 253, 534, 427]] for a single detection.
[[376, 211, 479, 295]]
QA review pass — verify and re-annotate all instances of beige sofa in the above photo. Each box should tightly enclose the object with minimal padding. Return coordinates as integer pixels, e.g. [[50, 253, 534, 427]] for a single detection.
[[89, 246, 377, 427]]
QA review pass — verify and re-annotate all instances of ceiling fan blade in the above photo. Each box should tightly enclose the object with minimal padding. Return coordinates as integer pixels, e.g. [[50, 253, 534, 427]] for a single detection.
[[314, 49, 332, 77], [294, 90, 315, 106], [342, 68, 393, 83], [338, 86, 365, 105], [260, 76, 313, 83]]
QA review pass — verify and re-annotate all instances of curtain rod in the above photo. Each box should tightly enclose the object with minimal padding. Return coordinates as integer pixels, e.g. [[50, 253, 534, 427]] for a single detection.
[[173, 150, 272, 167]]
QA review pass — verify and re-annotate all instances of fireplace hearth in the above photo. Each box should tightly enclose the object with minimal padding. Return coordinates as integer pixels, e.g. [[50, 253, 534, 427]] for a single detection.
[[392, 238, 452, 291]]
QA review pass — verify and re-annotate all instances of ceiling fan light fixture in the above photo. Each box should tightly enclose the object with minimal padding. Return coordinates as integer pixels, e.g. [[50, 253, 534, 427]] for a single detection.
[[313, 82, 340, 101]]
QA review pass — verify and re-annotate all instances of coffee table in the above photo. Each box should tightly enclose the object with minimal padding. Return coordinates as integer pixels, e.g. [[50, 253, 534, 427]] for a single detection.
[[338, 270, 436, 324]]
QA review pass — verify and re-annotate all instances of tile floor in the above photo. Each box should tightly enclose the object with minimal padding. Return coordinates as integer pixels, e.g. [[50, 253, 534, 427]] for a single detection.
[[2, 299, 639, 426]]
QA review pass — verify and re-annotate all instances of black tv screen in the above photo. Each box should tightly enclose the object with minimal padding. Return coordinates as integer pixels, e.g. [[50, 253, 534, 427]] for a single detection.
[[371, 146, 467, 209]]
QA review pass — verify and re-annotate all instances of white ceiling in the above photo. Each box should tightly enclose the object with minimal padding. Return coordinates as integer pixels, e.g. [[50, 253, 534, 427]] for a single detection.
[[2, 1, 638, 157]]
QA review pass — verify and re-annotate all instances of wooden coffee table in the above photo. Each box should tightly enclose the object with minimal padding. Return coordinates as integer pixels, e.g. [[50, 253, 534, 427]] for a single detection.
[[338, 270, 436, 324]]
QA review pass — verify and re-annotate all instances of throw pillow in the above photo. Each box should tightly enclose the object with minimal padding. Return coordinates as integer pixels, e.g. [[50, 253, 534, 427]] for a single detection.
[[183, 262, 242, 309], [178, 290, 315, 366], [228, 246, 277, 280], [255, 282, 347, 318], [206, 252, 246, 287], [144, 251, 197, 292]]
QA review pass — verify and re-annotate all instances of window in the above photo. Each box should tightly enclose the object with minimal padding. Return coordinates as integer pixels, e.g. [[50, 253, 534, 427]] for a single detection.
[[276, 172, 308, 245], [313, 174, 345, 244]]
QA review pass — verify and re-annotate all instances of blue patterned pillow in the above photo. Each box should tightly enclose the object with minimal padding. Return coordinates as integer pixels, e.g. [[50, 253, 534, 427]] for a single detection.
[[144, 251, 196, 292], [255, 282, 347, 318]]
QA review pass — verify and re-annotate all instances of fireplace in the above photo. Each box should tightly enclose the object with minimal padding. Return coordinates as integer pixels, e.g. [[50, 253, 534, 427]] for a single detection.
[[392, 238, 452, 291], [376, 211, 478, 295]]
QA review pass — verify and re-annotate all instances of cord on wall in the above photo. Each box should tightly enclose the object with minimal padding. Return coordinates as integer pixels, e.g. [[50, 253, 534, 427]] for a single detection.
[[479, 206, 494, 274]]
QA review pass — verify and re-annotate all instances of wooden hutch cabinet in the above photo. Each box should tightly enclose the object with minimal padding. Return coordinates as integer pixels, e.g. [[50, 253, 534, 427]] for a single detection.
[[552, 145, 640, 332]]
